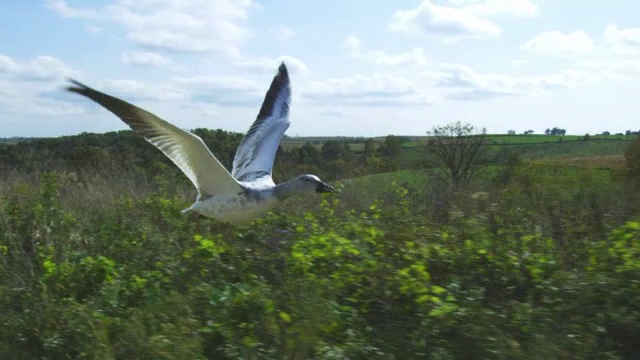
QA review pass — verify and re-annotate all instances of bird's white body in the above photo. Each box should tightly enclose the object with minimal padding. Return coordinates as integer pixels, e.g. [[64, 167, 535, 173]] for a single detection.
[[66, 63, 333, 224], [183, 177, 279, 224], [185, 193, 279, 224]]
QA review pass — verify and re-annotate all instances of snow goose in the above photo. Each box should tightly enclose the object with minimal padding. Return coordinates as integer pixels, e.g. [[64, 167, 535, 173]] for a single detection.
[[65, 63, 334, 224]]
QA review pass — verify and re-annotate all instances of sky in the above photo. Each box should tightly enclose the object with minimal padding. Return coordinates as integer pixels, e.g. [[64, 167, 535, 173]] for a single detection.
[[1, 0, 639, 138]]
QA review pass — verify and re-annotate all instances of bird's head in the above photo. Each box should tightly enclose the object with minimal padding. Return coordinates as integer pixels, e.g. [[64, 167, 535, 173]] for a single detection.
[[296, 174, 334, 194]]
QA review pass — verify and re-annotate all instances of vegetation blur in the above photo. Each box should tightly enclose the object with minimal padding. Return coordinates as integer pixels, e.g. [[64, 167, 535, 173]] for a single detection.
[[0, 125, 639, 359]]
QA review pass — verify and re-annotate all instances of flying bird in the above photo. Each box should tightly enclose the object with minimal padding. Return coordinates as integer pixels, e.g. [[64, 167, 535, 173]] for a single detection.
[[66, 63, 333, 224]]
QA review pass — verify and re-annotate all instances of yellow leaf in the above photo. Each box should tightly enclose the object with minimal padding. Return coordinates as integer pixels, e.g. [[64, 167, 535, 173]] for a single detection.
[[278, 311, 292, 323]]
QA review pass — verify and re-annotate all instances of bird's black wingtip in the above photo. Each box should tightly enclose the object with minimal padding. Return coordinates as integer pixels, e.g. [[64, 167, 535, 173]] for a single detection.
[[65, 78, 88, 93], [253, 61, 291, 120], [278, 62, 288, 76]]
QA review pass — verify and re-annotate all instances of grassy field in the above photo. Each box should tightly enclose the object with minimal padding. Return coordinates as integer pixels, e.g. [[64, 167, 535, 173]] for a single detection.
[[334, 170, 429, 209], [494, 139, 632, 160], [0, 138, 32, 145], [532, 155, 627, 169], [5, 132, 633, 149], [485, 134, 631, 143], [280, 134, 634, 156], [336, 162, 619, 200]]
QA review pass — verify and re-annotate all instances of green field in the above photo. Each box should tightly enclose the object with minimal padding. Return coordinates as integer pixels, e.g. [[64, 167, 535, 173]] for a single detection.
[[485, 134, 631, 143], [280, 134, 634, 159], [490, 139, 631, 159]]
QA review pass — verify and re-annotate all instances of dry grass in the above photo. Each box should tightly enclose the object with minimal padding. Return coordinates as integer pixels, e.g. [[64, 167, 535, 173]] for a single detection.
[[532, 155, 626, 170]]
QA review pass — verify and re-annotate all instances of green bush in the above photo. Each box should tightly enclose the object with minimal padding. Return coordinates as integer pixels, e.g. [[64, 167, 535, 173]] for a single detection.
[[0, 170, 638, 359]]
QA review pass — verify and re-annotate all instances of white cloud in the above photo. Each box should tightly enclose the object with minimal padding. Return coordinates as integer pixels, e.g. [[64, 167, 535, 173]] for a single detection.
[[172, 57, 307, 106], [602, 24, 640, 58], [101, 79, 187, 101], [344, 35, 363, 49], [0, 87, 86, 118], [448, 0, 538, 18], [432, 63, 488, 88], [45, 0, 97, 18], [172, 75, 264, 106], [390, 0, 501, 42], [178, 102, 222, 117], [19, 100, 87, 117], [0, 55, 87, 120], [0, 56, 20, 74], [341, 42, 592, 101], [303, 74, 433, 106], [173, 75, 261, 92], [317, 108, 350, 118], [267, 25, 296, 42], [510, 59, 528, 66], [48, 0, 256, 56], [338, 41, 589, 102], [0, 81, 14, 98], [518, 25, 640, 82], [234, 55, 309, 77], [345, 37, 431, 67], [85, 25, 103, 34], [0, 55, 80, 82], [428, 63, 601, 101], [577, 58, 640, 81], [350, 47, 430, 67], [126, 32, 215, 53], [604, 24, 640, 47], [121, 51, 173, 67], [341, 25, 639, 106], [305, 74, 417, 98], [521, 30, 594, 55]]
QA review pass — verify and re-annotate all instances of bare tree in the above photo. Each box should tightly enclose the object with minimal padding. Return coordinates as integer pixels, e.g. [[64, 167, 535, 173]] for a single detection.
[[424, 121, 490, 189]]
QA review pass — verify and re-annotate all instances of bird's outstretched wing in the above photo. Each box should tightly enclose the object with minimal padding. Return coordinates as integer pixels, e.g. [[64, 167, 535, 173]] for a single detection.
[[66, 80, 241, 196], [231, 63, 291, 182]]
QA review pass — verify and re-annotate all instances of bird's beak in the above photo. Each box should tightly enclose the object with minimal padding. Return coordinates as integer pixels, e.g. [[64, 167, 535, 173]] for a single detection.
[[315, 182, 335, 194]]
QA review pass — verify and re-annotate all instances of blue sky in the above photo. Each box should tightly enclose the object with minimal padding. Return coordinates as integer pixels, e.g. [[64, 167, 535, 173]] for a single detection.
[[1, 0, 639, 137]]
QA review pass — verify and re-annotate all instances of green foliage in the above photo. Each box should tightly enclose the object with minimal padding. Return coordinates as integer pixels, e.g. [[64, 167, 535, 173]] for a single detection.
[[625, 135, 640, 177], [380, 135, 403, 158], [603, 221, 640, 274], [0, 129, 637, 358], [586, 221, 640, 358], [363, 138, 376, 159]]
